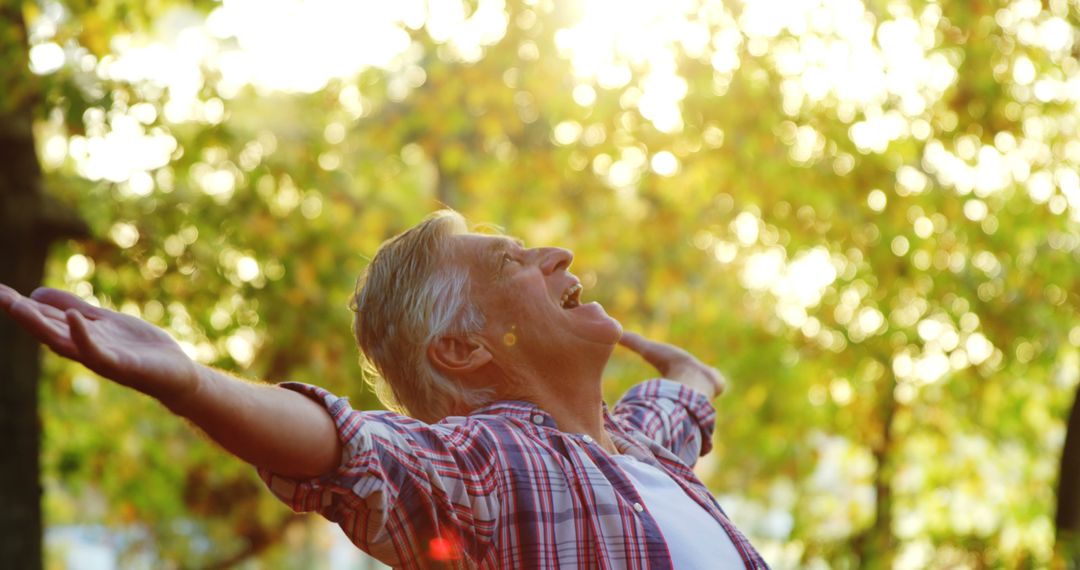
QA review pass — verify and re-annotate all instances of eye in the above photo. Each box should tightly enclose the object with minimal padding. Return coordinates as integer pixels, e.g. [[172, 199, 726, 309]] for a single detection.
[[501, 253, 516, 267]]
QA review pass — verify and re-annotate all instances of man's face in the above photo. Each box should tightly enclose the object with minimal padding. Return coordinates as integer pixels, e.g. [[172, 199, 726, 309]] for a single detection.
[[452, 233, 623, 360]]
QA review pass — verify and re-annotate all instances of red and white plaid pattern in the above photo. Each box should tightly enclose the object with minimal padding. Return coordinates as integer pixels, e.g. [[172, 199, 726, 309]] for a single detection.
[[259, 379, 769, 569]]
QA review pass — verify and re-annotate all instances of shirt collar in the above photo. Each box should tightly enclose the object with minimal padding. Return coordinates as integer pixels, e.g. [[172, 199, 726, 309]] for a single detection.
[[469, 400, 558, 428], [470, 400, 648, 457]]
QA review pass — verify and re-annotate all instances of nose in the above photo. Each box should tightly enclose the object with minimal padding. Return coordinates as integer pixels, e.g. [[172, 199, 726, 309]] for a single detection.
[[538, 247, 573, 275]]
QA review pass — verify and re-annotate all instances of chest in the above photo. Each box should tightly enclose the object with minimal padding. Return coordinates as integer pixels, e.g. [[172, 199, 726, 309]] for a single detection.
[[484, 432, 724, 569]]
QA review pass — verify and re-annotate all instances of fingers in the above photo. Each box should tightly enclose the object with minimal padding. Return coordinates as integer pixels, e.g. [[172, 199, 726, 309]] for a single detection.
[[2, 286, 76, 324], [31, 297, 69, 321], [7, 296, 81, 359], [30, 287, 106, 320], [2, 284, 83, 359], [0, 283, 18, 310], [67, 309, 119, 369], [2, 285, 76, 322]]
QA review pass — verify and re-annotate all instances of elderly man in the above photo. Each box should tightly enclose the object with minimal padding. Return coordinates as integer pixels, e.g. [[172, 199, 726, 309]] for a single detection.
[[0, 210, 768, 569]]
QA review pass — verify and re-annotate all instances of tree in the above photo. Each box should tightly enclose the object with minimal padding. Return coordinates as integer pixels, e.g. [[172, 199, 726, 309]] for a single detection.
[[0, 3, 87, 568], [1061, 391, 1080, 567]]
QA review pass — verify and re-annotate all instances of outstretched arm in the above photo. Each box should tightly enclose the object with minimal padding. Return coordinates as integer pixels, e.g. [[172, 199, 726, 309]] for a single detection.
[[619, 331, 726, 399], [0, 284, 340, 479]]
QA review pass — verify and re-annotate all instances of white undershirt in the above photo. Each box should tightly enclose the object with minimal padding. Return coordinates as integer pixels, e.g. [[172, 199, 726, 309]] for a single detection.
[[613, 454, 745, 569]]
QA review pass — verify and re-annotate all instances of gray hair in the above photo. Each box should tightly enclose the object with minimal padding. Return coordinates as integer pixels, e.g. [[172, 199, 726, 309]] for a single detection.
[[348, 210, 490, 422]]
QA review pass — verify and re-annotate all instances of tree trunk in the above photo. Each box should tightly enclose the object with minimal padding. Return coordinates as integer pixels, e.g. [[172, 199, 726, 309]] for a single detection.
[[0, 99, 48, 570], [852, 366, 898, 569], [1057, 388, 1080, 568], [0, 4, 86, 567]]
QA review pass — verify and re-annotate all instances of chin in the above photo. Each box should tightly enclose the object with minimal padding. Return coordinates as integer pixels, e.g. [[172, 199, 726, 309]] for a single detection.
[[561, 302, 623, 346], [584, 315, 623, 346], [604, 318, 624, 343]]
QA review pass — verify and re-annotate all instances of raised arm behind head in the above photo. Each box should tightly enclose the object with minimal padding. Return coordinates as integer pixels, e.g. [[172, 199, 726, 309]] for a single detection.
[[619, 331, 727, 399]]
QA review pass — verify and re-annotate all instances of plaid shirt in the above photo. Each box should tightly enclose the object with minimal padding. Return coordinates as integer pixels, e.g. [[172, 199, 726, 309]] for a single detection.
[[259, 379, 768, 569]]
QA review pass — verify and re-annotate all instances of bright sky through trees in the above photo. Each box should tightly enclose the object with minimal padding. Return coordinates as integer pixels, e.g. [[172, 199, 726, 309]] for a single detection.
[[29, 0, 1080, 221]]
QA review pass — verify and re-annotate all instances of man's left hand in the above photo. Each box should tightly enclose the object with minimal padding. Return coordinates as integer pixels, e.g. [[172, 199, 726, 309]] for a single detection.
[[618, 331, 726, 399]]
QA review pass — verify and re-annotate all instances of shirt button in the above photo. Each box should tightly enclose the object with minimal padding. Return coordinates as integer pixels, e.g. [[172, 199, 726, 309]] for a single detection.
[[582, 435, 594, 444], [532, 415, 544, 425], [633, 502, 644, 513]]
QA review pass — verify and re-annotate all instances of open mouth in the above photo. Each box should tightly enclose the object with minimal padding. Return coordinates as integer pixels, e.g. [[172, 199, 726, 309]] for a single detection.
[[560, 283, 583, 309]]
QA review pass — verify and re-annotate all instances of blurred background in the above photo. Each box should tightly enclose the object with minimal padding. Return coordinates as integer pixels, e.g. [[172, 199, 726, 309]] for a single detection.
[[0, 0, 1078, 568]]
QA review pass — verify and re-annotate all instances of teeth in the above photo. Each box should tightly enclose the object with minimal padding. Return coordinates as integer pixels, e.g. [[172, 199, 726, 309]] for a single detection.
[[561, 284, 582, 308]]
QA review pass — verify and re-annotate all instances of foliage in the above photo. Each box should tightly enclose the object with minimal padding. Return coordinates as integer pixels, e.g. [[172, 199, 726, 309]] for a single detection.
[[11, 0, 1080, 566]]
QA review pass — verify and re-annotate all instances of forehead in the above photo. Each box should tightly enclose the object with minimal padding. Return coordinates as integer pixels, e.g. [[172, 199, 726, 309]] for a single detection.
[[455, 233, 523, 254], [452, 233, 523, 269]]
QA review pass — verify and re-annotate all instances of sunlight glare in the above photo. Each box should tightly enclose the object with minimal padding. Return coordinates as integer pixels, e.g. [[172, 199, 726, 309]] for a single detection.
[[556, 0, 732, 132], [236, 256, 260, 282], [29, 42, 65, 74], [69, 114, 177, 187]]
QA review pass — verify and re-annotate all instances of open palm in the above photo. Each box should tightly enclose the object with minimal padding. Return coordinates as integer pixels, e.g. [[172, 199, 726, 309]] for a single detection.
[[0, 285, 199, 404]]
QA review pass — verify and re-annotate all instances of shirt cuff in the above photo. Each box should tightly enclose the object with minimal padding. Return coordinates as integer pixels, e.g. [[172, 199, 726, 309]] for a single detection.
[[621, 378, 717, 456], [256, 382, 360, 513]]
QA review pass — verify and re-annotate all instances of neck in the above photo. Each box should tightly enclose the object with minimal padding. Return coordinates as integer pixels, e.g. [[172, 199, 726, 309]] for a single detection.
[[537, 380, 618, 453], [493, 345, 619, 454]]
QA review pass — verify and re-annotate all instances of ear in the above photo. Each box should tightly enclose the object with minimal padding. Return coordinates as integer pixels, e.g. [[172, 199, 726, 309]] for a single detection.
[[428, 334, 493, 376]]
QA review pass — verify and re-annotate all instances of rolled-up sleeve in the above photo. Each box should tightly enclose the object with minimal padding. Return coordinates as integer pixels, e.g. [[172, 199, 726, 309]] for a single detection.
[[611, 379, 717, 467], [257, 382, 500, 568]]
